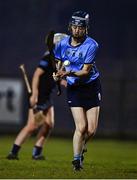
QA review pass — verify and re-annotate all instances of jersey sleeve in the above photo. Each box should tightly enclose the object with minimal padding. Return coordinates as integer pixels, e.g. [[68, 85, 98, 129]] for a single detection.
[[38, 51, 50, 71], [84, 43, 99, 64]]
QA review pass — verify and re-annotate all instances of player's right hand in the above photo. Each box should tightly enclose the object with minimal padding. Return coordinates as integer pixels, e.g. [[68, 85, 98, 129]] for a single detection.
[[29, 94, 38, 108]]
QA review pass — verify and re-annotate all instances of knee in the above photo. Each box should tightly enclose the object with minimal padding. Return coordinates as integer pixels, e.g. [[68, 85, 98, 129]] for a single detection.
[[87, 128, 96, 138], [44, 121, 54, 130], [48, 121, 54, 130], [25, 124, 38, 133], [76, 125, 87, 136]]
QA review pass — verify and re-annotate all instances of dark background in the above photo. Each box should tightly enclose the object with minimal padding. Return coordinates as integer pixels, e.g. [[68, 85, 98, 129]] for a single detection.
[[0, 0, 137, 139]]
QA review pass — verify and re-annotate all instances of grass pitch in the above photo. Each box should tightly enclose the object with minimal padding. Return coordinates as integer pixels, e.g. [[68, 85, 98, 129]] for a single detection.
[[0, 136, 137, 179]]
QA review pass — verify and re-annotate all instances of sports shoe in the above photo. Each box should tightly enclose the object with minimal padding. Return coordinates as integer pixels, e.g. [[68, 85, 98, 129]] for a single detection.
[[32, 155, 45, 160], [6, 153, 19, 160], [81, 148, 87, 162], [72, 159, 83, 171]]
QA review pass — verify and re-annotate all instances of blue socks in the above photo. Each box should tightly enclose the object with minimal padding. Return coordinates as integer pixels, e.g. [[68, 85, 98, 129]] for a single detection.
[[32, 146, 42, 157], [74, 154, 81, 161]]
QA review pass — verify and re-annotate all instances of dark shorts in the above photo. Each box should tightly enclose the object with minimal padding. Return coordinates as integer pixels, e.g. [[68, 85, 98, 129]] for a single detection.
[[67, 77, 102, 110], [28, 94, 53, 111], [36, 96, 53, 111]]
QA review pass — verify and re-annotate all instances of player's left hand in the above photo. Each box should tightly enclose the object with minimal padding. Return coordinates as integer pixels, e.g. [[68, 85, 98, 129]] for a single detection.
[[56, 70, 70, 78], [60, 79, 67, 87]]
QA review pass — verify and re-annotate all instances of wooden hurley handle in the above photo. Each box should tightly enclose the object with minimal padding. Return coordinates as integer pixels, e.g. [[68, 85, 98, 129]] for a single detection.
[[19, 64, 32, 94]]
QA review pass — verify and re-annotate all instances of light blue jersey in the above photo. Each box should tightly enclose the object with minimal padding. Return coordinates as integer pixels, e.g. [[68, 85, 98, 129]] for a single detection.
[[54, 35, 99, 85]]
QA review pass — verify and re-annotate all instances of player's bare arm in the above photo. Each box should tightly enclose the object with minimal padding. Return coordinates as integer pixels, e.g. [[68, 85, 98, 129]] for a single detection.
[[30, 68, 44, 107], [57, 64, 93, 78]]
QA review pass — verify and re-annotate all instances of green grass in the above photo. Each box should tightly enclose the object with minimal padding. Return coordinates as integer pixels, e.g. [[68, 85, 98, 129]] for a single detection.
[[0, 136, 137, 179]]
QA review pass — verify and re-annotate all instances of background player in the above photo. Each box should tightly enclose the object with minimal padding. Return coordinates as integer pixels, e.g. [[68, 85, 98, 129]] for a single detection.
[[54, 11, 102, 170], [7, 33, 68, 160]]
